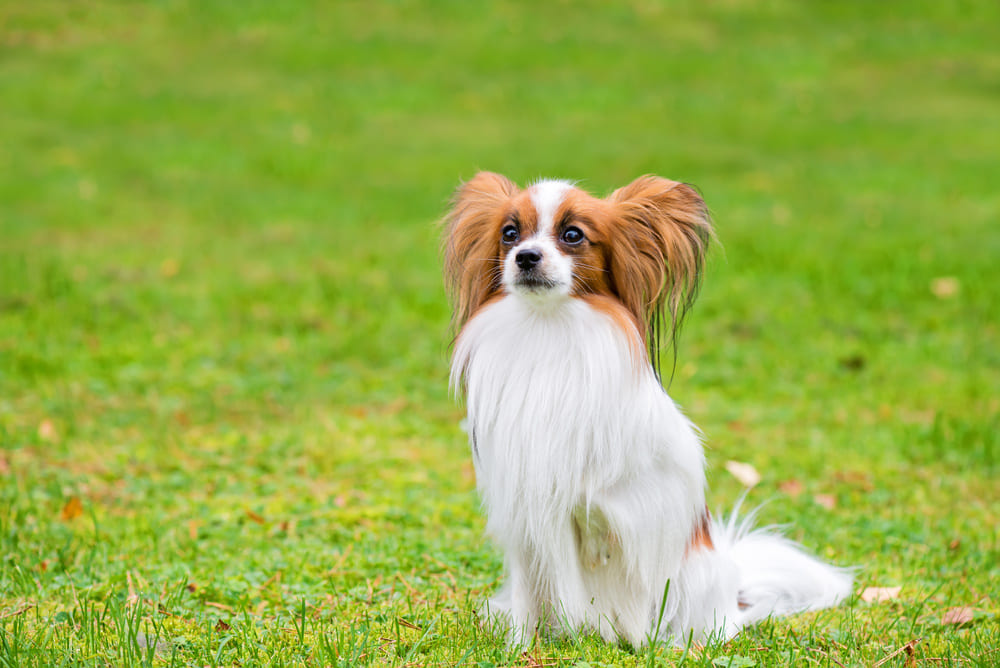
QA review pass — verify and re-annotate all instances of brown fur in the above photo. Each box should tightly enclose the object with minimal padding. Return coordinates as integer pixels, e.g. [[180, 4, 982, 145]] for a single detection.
[[443, 172, 520, 330], [607, 176, 714, 375], [686, 509, 715, 555]]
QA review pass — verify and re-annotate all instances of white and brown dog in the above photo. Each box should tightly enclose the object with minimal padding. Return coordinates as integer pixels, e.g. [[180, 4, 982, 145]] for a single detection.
[[444, 173, 852, 647]]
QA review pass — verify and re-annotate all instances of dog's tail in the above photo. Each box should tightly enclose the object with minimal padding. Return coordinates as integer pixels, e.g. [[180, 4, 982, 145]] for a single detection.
[[711, 503, 854, 627]]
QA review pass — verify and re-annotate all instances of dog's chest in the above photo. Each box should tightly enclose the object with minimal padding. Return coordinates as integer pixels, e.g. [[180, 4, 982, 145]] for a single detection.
[[457, 297, 662, 495]]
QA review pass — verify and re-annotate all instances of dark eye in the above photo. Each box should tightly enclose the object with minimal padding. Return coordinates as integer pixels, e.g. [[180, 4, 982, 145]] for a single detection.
[[561, 226, 585, 245], [501, 224, 519, 245]]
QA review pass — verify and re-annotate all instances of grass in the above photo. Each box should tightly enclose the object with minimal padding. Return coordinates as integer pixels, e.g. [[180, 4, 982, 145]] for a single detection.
[[1, 0, 998, 665]]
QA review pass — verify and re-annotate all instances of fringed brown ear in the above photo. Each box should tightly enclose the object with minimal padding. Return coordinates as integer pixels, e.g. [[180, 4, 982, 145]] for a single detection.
[[443, 172, 519, 331], [607, 175, 714, 378]]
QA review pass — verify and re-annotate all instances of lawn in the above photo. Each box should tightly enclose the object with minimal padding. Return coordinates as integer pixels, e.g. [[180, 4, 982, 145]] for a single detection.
[[1, 0, 998, 665]]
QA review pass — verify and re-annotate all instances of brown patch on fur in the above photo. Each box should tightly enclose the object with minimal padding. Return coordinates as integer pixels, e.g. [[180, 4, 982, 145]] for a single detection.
[[608, 176, 714, 375], [552, 190, 615, 299], [506, 189, 540, 240], [685, 509, 714, 556], [444, 173, 556, 331], [443, 172, 520, 330]]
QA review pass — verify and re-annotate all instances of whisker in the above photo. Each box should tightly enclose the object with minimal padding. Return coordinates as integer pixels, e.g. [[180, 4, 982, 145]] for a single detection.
[[571, 261, 609, 274]]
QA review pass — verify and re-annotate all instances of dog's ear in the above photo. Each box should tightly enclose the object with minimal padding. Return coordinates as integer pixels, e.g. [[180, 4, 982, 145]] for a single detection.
[[607, 175, 713, 376], [443, 172, 519, 331]]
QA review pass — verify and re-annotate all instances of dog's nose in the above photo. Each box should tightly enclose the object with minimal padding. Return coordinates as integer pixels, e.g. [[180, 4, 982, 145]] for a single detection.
[[515, 249, 542, 270]]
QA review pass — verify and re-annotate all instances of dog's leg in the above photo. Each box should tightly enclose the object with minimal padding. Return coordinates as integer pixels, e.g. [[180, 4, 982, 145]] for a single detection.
[[578, 470, 705, 647], [481, 554, 539, 647]]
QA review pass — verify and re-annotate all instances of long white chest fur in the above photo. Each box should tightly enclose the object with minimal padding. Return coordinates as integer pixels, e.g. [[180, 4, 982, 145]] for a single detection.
[[451, 294, 712, 645]]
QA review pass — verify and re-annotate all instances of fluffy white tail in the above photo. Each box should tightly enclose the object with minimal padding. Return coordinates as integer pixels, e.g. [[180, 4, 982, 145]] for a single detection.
[[713, 506, 854, 627]]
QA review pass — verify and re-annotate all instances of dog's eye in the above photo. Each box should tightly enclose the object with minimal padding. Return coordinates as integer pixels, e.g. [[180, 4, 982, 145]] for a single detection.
[[561, 226, 585, 245], [501, 224, 519, 245]]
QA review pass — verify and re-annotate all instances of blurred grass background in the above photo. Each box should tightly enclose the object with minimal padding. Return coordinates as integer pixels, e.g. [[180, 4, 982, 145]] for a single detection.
[[1, 0, 998, 665]]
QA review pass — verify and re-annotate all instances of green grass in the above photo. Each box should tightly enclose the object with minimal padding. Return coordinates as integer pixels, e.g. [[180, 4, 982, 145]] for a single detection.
[[1, 0, 998, 665]]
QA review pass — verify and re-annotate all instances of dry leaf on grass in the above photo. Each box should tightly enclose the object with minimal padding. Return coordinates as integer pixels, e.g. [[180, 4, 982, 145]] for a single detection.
[[813, 493, 837, 510], [861, 586, 901, 603], [942, 607, 975, 626], [160, 258, 180, 278], [38, 419, 58, 442], [834, 470, 874, 491], [724, 460, 761, 487], [778, 479, 804, 497], [930, 276, 960, 299], [60, 497, 84, 521]]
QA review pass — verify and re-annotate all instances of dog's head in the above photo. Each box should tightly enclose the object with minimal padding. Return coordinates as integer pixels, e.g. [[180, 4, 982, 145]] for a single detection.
[[444, 172, 713, 371]]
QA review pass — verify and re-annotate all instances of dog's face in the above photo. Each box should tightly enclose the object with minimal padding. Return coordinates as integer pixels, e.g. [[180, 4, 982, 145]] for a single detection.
[[444, 172, 713, 361], [498, 181, 613, 303]]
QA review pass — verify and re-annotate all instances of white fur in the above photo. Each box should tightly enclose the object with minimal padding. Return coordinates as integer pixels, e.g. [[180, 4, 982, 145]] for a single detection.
[[451, 293, 852, 647], [503, 180, 575, 300], [528, 179, 573, 235]]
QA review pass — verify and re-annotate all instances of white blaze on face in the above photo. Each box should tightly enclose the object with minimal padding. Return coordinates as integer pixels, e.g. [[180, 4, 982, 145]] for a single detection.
[[530, 180, 574, 238], [503, 180, 575, 300]]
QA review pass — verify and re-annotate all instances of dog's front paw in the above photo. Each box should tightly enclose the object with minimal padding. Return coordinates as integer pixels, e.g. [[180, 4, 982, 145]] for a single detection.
[[478, 591, 536, 648]]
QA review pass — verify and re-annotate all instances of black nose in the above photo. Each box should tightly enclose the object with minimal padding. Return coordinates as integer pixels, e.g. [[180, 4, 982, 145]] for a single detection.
[[515, 248, 542, 270]]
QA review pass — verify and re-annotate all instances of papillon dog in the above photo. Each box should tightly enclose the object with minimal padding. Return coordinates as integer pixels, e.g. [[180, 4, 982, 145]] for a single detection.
[[444, 172, 852, 648]]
